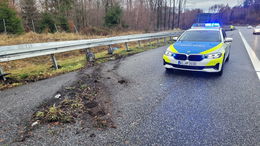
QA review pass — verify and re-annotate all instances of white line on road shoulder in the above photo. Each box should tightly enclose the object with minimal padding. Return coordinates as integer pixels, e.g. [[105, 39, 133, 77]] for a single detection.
[[239, 30, 260, 81], [257, 72, 260, 81]]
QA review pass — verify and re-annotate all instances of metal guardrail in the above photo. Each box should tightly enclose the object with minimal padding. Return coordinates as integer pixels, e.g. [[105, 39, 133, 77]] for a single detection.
[[0, 31, 182, 80]]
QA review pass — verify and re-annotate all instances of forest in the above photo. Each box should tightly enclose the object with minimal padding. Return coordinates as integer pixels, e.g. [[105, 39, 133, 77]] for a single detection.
[[0, 0, 259, 34], [209, 0, 260, 25]]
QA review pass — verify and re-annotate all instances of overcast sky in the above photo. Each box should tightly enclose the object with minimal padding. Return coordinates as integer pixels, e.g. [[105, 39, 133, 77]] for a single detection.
[[186, 0, 244, 12]]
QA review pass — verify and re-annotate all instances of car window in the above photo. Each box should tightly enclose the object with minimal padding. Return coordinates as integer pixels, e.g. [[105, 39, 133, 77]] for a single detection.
[[256, 26, 260, 28], [178, 30, 221, 42]]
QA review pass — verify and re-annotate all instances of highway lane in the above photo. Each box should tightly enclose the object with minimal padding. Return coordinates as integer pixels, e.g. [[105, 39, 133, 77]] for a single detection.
[[100, 29, 260, 145], [239, 27, 260, 60], [0, 29, 259, 145]]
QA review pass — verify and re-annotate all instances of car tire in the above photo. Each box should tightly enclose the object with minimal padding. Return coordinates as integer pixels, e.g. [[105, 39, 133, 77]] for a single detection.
[[165, 68, 172, 73], [216, 66, 223, 76]]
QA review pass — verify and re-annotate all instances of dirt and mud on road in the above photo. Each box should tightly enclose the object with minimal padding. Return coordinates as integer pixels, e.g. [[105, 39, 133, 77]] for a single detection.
[[0, 59, 129, 145]]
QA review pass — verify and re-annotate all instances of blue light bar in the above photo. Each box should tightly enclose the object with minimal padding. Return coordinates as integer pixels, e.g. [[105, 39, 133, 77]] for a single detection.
[[192, 23, 220, 28], [205, 23, 220, 27]]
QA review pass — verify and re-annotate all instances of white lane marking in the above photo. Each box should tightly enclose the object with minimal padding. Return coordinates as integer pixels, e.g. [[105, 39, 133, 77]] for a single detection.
[[239, 30, 260, 80], [257, 72, 260, 80]]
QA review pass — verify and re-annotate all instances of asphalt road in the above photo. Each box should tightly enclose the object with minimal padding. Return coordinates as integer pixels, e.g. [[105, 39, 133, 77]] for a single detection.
[[0, 28, 259, 145], [103, 28, 260, 145], [239, 27, 260, 60]]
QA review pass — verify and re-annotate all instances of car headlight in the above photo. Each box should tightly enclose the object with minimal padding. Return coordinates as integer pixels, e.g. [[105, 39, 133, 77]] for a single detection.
[[165, 50, 173, 56], [204, 52, 222, 59]]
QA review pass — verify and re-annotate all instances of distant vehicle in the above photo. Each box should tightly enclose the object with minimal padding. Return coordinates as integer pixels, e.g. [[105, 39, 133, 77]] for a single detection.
[[222, 25, 235, 31], [253, 26, 260, 34], [248, 25, 253, 29], [163, 23, 233, 76], [230, 25, 235, 30]]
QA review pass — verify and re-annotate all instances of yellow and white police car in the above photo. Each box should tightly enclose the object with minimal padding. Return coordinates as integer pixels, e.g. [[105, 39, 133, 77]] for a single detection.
[[163, 23, 233, 75]]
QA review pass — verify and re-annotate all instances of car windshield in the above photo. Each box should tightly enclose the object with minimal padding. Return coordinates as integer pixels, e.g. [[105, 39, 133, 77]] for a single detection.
[[178, 30, 221, 42]]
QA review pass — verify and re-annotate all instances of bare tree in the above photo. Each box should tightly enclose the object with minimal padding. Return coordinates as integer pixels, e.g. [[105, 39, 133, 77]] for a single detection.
[[172, 0, 176, 29], [15, 0, 193, 33]]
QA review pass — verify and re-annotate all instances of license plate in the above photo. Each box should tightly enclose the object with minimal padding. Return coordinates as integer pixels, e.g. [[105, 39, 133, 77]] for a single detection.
[[178, 61, 197, 66]]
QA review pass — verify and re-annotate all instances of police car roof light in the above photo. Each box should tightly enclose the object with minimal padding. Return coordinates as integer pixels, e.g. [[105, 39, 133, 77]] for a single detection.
[[205, 23, 220, 27], [192, 23, 220, 28]]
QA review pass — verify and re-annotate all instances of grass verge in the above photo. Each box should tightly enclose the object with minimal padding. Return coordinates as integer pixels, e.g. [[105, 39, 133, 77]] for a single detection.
[[0, 39, 173, 90]]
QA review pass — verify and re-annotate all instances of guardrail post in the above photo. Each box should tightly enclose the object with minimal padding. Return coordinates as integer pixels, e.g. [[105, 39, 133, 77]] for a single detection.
[[108, 45, 113, 54], [157, 39, 160, 46], [85, 49, 95, 62], [0, 67, 6, 81], [125, 42, 129, 51], [138, 41, 141, 47], [170, 36, 173, 41], [164, 37, 167, 45], [50, 54, 59, 69], [149, 40, 152, 46]]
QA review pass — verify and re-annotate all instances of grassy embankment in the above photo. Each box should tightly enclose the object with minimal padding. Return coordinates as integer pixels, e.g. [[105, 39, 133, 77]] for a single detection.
[[0, 32, 174, 90]]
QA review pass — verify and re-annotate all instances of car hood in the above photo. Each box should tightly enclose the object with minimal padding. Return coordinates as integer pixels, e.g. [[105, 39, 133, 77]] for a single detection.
[[173, 41, 221, 54]]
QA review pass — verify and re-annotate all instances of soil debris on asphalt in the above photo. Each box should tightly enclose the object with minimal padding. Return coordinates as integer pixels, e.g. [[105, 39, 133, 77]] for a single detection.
[[15, 65, 115, 142], [90, 133, 96, 138], [118, 79, 127, 84]]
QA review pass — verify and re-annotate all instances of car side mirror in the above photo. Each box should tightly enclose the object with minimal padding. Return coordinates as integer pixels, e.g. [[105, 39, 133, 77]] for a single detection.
[[225, 38, 233, 43], [173, 37, 178, 41]]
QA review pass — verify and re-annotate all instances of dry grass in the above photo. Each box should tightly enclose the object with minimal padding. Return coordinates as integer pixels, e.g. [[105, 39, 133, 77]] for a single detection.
[[0, 31, 145, 46]]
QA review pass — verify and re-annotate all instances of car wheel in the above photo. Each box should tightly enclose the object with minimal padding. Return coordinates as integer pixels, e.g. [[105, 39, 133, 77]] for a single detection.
[[165, 68, 172, 73], [216, 65, 224, 76]]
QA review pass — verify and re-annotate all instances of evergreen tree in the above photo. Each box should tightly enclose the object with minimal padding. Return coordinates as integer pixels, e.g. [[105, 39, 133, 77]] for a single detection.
[[41, 0, 73, 32], [39, 13, 56, 33], [57, 16, 70, 32], [0, 0, 24, 34], [104, 3, 123, 28]]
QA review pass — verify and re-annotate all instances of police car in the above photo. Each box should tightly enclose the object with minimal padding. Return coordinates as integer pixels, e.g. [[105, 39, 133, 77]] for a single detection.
[[163, 23, 233, 75]]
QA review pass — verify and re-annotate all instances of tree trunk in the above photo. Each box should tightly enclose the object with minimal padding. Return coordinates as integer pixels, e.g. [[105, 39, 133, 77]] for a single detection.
[[164, 0, 167, 30], [177, 0, 182, 28], [172, 0, 175, 29], [168, 0, 172, 29]]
